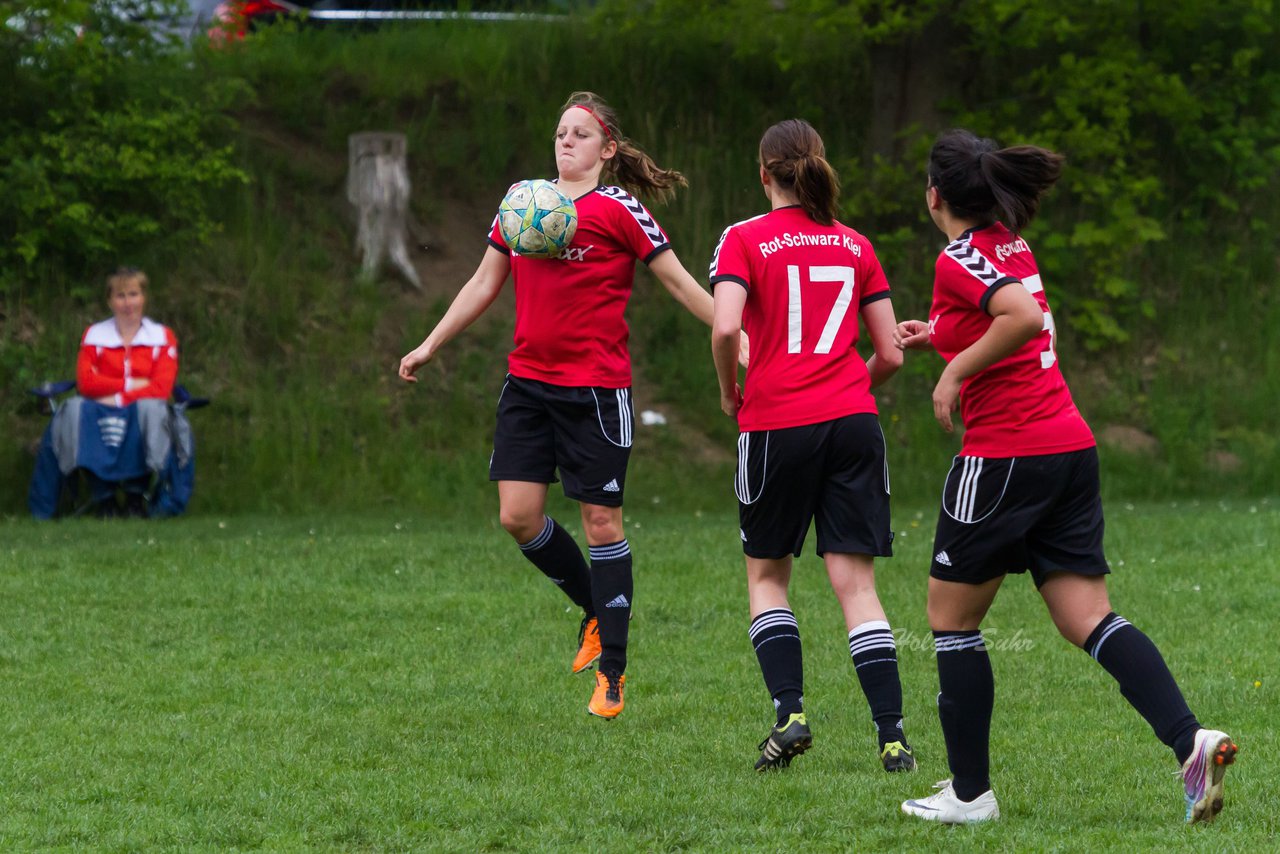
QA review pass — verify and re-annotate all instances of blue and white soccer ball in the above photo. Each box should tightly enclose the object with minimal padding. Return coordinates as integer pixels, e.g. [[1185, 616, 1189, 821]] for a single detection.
[[498, 179, 578, 259]]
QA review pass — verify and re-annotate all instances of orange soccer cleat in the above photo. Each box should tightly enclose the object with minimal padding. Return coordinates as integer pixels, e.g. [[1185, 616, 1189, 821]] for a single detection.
[[572, 615, 602, 673], [587, 670, 625, 719]]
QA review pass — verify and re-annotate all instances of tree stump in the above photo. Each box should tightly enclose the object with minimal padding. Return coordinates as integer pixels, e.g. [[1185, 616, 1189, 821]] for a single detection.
[[347, 132, 423, 290]]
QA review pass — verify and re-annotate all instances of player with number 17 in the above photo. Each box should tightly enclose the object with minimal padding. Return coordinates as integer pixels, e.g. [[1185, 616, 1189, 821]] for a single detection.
[[710, 119, 915, 775]]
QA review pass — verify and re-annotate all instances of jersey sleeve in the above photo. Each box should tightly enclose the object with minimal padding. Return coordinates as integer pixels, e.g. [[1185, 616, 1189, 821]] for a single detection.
[[125, 326, 178, 404], [604, 190, 671, 263], [858, 239, 891, 306], [76, 332, 123, 400], [487, 210, 510, 255], [708, 225, 751, 290], [939, 242, 1020, 314]]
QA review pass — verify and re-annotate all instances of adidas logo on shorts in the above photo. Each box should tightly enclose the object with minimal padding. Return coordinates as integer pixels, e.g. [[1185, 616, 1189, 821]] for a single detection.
[[605, 594, 630, 608], [603, 479, 621, 492], [934, 550, 953, 567]]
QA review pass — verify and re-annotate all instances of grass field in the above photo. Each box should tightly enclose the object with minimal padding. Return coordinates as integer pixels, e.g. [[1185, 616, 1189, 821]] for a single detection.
[[0, 500, 1274, 851]]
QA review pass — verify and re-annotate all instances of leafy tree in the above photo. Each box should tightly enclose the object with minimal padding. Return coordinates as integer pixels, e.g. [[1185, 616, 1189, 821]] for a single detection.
[[0, 0, 247, 293], [594, 0, 1280, 347]]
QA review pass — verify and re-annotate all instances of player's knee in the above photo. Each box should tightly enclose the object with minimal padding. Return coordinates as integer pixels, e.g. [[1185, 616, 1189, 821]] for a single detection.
[[581, 510, 622, 544], [926, 597, 983, 632], [499, 508, 542, 543], [1054, 610, 1107, 648]]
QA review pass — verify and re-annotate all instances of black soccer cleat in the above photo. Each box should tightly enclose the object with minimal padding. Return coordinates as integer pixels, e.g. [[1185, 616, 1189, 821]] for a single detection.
[[755, 713, 813, 771], [880, 740, 916, 773]]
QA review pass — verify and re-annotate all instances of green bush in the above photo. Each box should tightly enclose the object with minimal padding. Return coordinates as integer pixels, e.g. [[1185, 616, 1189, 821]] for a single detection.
[[2, 4, 1277, 514], [0, 1, 247, 292]]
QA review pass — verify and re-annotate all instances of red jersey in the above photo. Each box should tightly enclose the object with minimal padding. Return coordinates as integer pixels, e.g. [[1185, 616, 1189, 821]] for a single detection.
[[709, 206, 891, 431], [929, 222, 1094, 457], [488, 184, 670, 388], [76, 317, 179, 407]]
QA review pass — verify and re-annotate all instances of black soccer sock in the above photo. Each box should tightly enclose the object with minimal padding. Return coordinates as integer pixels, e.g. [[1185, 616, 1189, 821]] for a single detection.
[[1084, 612, 1201, 763], [589, 540, 632, 675], [517, 517, 594, 616], [749, 608, 804, 723], [935, 630, 993, 802], [848, 620, 906, 748]]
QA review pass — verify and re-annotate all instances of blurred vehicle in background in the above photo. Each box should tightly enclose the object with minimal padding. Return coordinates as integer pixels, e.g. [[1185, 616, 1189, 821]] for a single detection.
[[210, 0, 569, 40]]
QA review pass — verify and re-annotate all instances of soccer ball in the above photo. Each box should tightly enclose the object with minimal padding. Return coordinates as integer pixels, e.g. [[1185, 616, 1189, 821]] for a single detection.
[[498, 179, 578, 259]]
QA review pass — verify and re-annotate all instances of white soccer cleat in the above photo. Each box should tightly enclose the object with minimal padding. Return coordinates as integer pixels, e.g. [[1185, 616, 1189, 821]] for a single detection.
[[902, 780, 999, 824], [1182, 728, 1238, 823]]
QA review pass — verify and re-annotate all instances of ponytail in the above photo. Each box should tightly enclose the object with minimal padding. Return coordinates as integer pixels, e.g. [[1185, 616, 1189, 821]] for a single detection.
[[559, 91, 687, 204], [759, 119, 840, 226], [928, 129, 1063, 233]]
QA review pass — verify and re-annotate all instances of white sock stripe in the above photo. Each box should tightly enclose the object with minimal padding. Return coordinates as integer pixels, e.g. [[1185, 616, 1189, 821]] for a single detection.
[[853, 656, 899, 670], [1090, 616, 1132, 660], [752, 633, 801, 650], [849, 635, 897, 657], [749, 612, 799, 638], [934, 633, 986, 652], [518, 516, 555, 551], [589, 541, 631, 561], [849, 620, 892, 637], [750, 608, 797, 624]]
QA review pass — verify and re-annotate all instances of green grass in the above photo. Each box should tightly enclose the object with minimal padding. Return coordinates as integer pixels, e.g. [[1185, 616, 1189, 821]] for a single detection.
[[0, 501, 1274, 850]]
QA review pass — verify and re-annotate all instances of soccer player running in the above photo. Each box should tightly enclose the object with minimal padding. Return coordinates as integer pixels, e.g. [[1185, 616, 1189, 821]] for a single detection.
[[710, 119, 916, 773], [897, 129, 1237, 824], [399, 92, 738, 719]]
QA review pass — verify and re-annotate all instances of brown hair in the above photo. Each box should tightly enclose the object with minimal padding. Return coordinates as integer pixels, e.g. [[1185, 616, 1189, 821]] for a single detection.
[[759, 119, 840, 226], [106, 266, 148, 300], [559, 91, 688, 204], [927, 129, 1064, 233]]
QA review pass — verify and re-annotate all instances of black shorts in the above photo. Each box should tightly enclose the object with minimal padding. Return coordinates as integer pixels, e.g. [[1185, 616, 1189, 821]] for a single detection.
[[736, 412, 893, 560], [488, 374, 633, 507], [929, 446, 1108, 587]]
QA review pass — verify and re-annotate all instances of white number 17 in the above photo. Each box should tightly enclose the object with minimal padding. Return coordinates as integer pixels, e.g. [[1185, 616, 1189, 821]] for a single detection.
[[787, 264, 855, 354]]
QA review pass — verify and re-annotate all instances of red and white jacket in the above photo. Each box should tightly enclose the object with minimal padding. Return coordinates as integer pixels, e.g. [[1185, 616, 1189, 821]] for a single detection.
[[76, 317, 179, 407]]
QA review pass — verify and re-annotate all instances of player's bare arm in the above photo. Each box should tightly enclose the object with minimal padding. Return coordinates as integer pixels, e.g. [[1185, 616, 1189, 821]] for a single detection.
[[931, 282, 1043, 431], [398, 247, 511, 382], [711, 281, 747, 417], [893, 318, 932, 350], [651, 251, 750, 367], [861, 298, 904, 389]]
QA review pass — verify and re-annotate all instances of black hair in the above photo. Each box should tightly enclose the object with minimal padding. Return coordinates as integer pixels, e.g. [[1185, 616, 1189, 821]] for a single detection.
[[928, 129, 1064, 232]]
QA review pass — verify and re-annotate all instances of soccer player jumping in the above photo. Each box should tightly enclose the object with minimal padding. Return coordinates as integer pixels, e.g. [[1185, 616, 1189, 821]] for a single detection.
[[711, 120, 916, 774], [399, 92, 739, 719], [896, 129, 1237, 824]]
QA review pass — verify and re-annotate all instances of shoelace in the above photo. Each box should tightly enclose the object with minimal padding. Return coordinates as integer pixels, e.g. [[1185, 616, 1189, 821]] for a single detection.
[[603, 673, 621, 702]]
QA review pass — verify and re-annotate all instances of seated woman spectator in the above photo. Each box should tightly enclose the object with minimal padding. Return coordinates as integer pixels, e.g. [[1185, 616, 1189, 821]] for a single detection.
[[76, 267, 179, 517]]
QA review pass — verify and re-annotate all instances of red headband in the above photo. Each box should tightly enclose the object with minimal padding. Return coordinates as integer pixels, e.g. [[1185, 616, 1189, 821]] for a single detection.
[[573, 104, 613, 140]]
